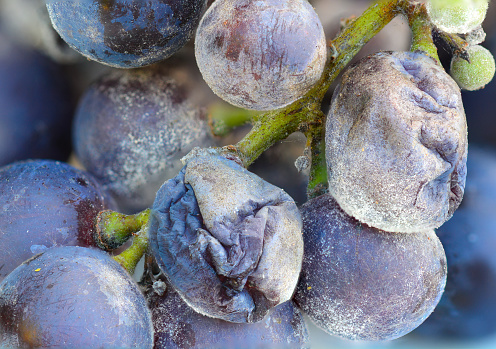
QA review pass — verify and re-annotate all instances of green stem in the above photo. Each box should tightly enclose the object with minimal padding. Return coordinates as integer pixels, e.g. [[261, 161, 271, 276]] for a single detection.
[[228, 0, 403, 168], [404, 1, 441, 64], [113, 225, 150, 275], [305, 117, 328, 199], [95, 209, 151, 250], [208, 102, 258, 137]]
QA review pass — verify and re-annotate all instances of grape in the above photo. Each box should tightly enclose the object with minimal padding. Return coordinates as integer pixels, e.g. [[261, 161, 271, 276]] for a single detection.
[[73, 65, 213, 214], [45, 0, 207, 68], [0, 246, 153, 347], [0, 160, 116, 282], [0, 31, 73, 166], [326, 51, 468, 233], [450, 44, 495, 91], [195, 0, 327, 110], [414, 146, 496, 339], [145, 277, 309, 348], [293, 194, 447, 341], [426, 0, 489, 34], [149, 152, 303, 323]]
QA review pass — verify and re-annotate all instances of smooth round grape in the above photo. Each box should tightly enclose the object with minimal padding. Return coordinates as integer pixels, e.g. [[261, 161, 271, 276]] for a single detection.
[[0, 246, 153, 348], [450, 44, 495, 91], [45, 0, 207, 68], [415, 146, 496, 339], [73, 65, 213, 214], [293, 194, 447, 341], [0, 160, 116, 282], [150, 153, 303, 323], [195, 0, 326, 110], [145, 279, 309, 348], [326, 51, 467, 233], [426, 0, 489, 34]]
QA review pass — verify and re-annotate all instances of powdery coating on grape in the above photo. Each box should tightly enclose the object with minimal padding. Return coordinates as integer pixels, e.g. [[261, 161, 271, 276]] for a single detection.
[[146, 282, 309, 348], [46, 0, 207, 68], [73, 66, 213, 214], [450, 45, 496, 91], [326, 51, 468, 233], [293, 194, 447, 341], [415, 146, 496, 339], [195, 0, 326, 110], [0, 160, 116, 282], [149, 154, 304, 323], [426, 0, 489, 34], [0, 246, 153, 348]]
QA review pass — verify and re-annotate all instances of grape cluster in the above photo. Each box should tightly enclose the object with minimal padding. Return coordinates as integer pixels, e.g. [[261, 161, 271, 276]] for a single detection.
[[0, 0, 495, 348]]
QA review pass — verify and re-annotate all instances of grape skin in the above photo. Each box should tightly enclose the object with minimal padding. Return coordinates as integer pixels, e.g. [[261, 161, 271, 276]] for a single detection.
[[73, 65, 213, 214], [415, 146, 496, 339], [46, 0, 207, 68], [0, 246, 153, 348], [326, 51, 468, 233], [0, 160, 116, 282], [195, 0, 327, 110], [146, 280, 309, 348], [293, 194, 447, 341]]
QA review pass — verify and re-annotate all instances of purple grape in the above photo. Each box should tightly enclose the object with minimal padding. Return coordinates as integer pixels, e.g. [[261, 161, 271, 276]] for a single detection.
[[414, 146, 496, 339], [145, 277, 309, 348], [0, 246, 153, 347], [73, 65, 213, 214], [0, 159, 116, 282], [195, 0, 327, 110], [326, 51, 467, 233], [149, 153, 303, 323], [293, 194, 447, 341]]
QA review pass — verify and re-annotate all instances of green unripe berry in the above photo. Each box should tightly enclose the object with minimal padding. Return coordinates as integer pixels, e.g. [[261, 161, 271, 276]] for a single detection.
[[450, 45, 495, 91], [426, 0, 489, 34]]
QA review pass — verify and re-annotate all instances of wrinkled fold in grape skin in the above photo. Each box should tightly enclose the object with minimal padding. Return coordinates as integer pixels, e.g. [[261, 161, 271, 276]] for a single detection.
[[326, 51, 468, 233], [0, 246, 153, 348], [294, 194, 447, 341], [195, 0, 326, 110], [149, 154, 304, 323], [146, 281, 310, 348]]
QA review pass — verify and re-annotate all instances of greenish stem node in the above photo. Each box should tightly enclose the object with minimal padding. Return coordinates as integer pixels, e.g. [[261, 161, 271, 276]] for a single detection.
[[95, 209, 151, 250], [95, 209, 151, 275], [404, 1, 441, 64]]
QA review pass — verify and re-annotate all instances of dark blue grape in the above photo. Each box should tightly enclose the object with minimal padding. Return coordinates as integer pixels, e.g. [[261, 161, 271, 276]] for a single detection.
[[73, 65, 213, 214], [45, 0, 207, 68], [0, 246, 153, 348], [145, 278, 309, 348], [414, 146, 496, 339], [0, 159, 116, 282], [293, 194, 447, 341], [0, 31, 73, 166], [149, 153, 303, 323]]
